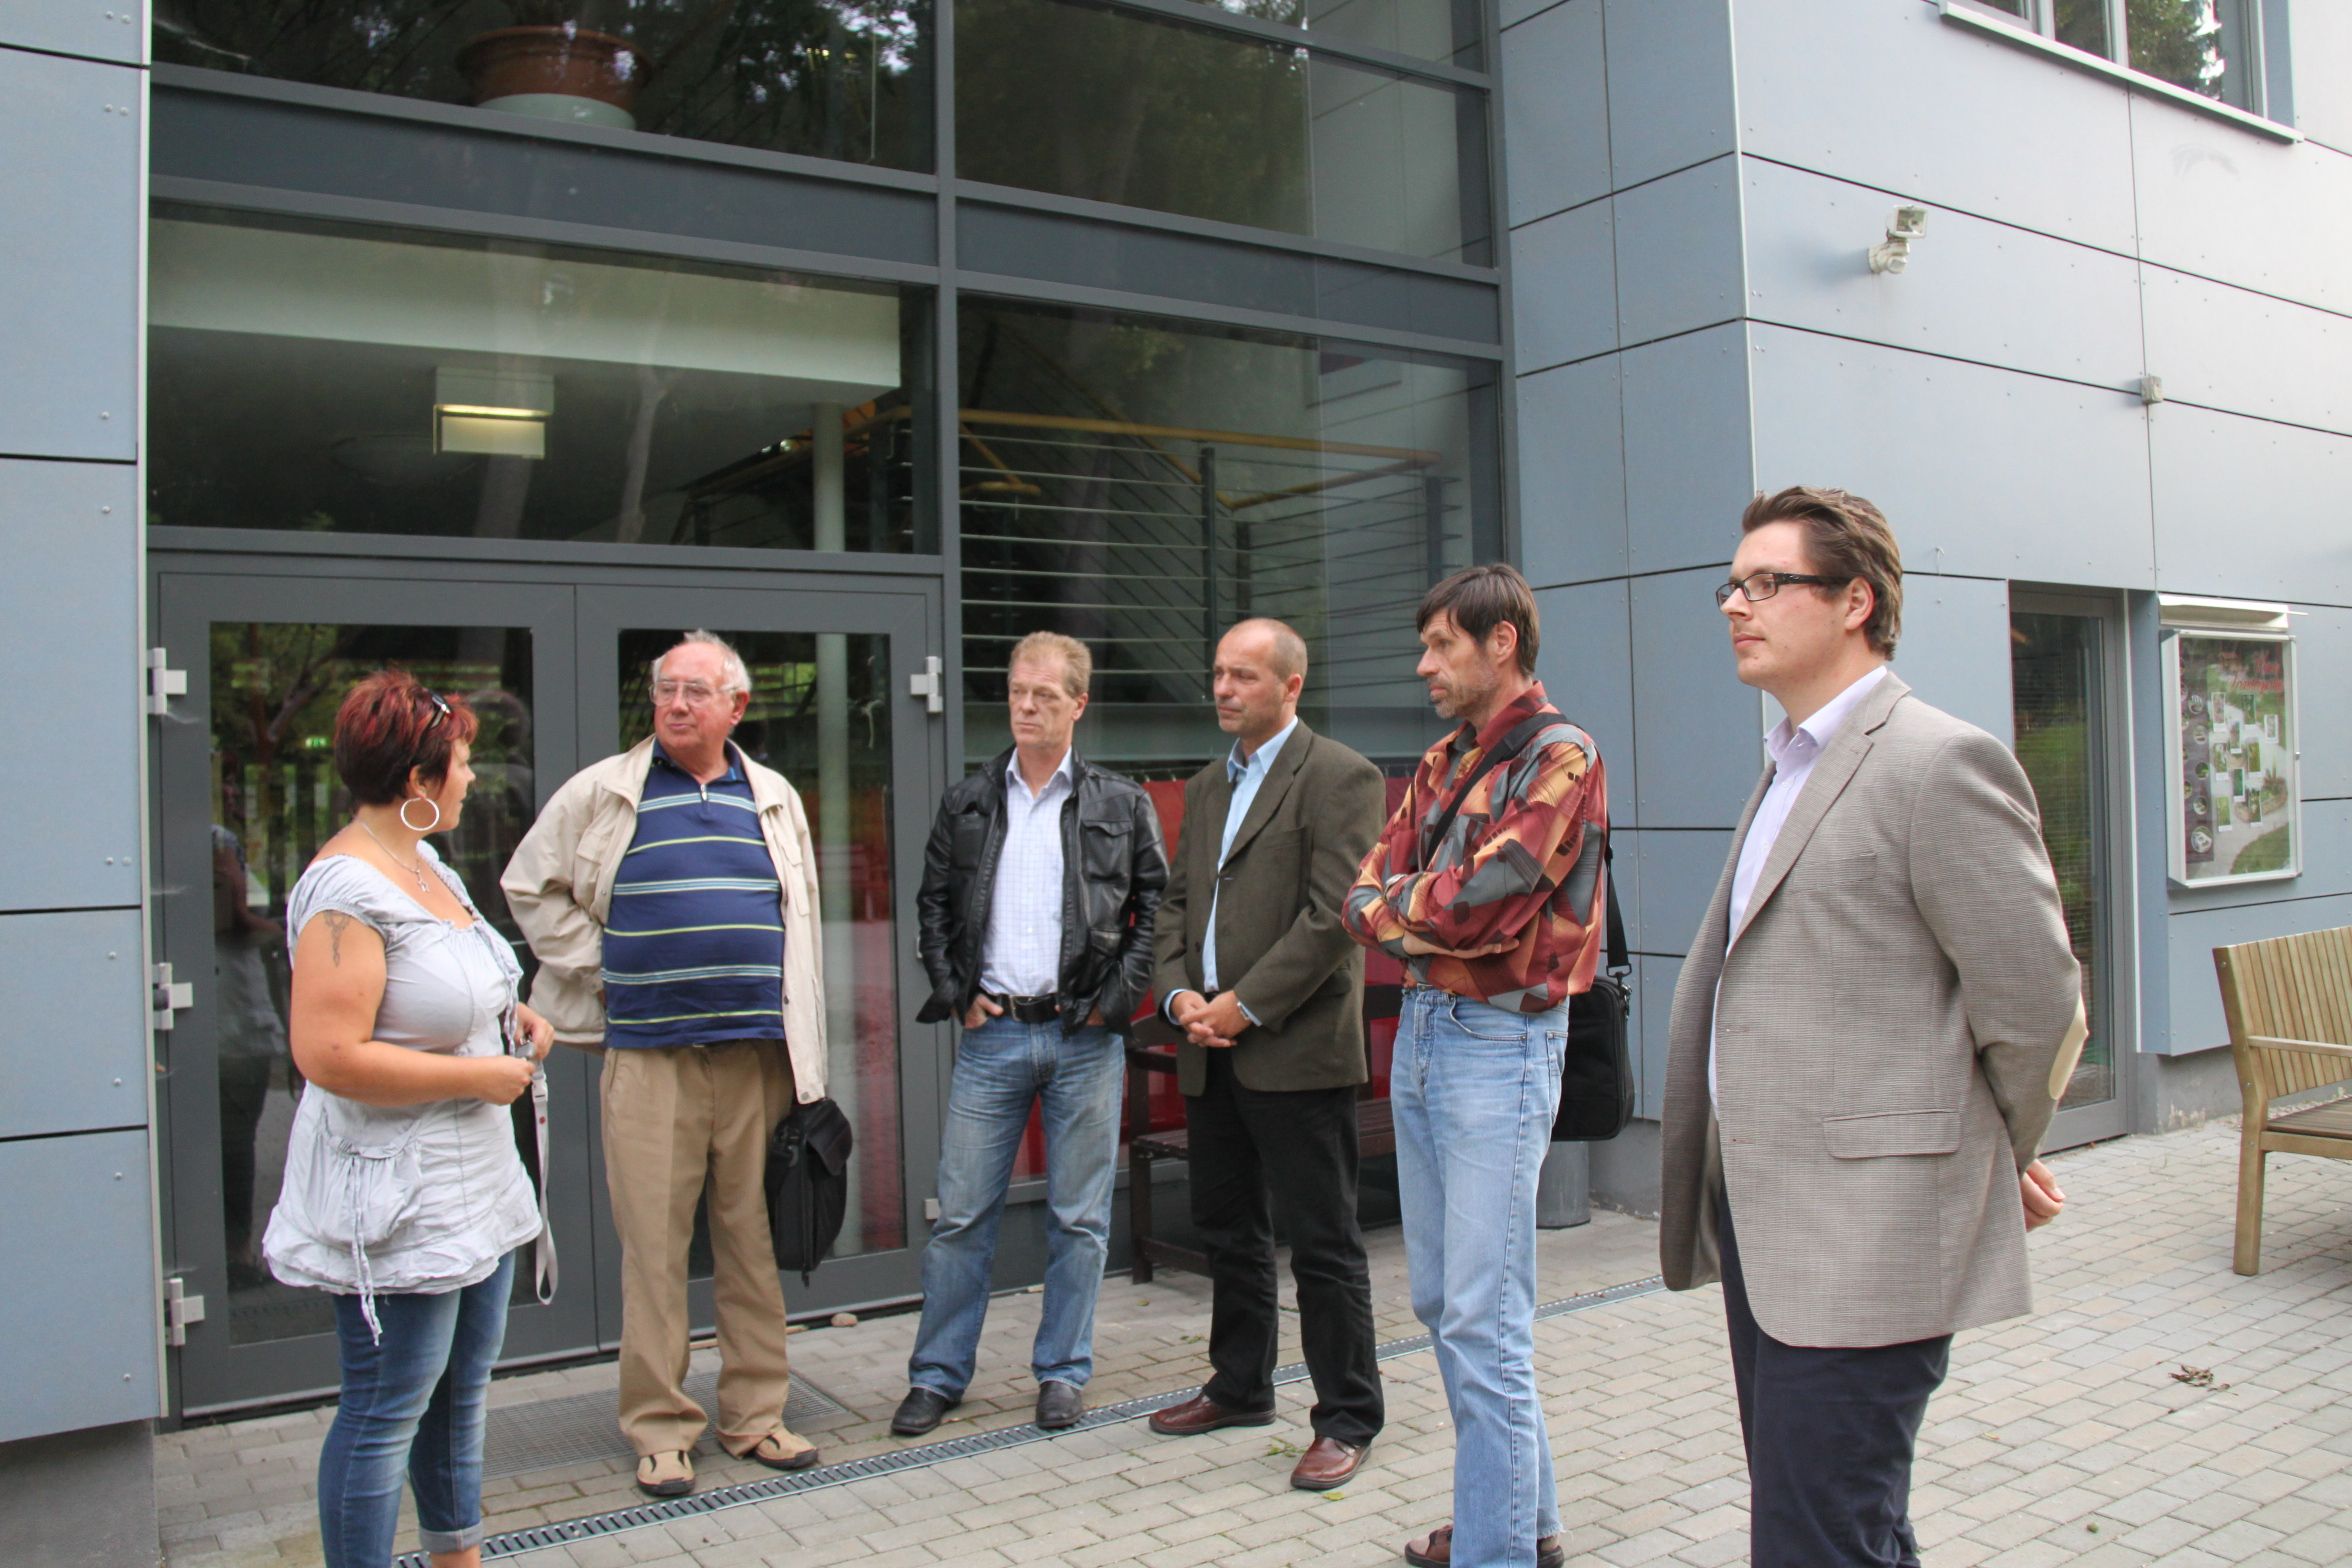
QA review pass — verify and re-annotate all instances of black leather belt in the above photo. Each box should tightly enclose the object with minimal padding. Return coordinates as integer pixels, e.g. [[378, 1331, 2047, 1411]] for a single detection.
[[992, 992, 1062, 1024]]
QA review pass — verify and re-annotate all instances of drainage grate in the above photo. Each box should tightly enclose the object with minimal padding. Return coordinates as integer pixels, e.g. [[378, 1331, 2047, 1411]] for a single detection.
[[481, 1370, 851, 1481], [395, 1275, 1665, 1567]]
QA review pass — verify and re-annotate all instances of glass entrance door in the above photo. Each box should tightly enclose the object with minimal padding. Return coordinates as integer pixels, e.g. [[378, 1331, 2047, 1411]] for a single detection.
[[153, 569, 591, 1415], [155, 564, 945, 1413], [573, 584, 944, 1333], [2011, 593, 2134, 1149]]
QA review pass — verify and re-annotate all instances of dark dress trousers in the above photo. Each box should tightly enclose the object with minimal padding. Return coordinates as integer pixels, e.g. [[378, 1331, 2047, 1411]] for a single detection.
[[1147, 723, 1387, 1444]]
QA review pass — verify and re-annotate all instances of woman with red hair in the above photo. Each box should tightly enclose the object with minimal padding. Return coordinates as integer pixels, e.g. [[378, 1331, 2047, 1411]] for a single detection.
[[262, 669, 555, 1568]]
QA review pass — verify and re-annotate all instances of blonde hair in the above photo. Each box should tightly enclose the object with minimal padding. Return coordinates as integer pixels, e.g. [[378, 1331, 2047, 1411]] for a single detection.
[[1008, 631, 1093, 698]]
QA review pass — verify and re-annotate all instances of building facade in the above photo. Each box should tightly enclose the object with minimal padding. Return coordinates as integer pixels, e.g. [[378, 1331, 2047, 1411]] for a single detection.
[[2, 0, 2346, 1557]]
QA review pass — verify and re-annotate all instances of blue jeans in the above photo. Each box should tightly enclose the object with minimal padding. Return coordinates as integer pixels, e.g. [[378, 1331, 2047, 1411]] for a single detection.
[[319, 1253, 515, 1567], [1392, 988, 1569, 1568], [908, 1015, 1123, 1396]]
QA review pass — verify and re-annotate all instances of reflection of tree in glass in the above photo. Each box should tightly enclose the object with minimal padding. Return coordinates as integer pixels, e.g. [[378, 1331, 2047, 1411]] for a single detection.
[[153, 0, 930, 168], [956, 0, 1309, 235], [2127, 0, 2226, 99]]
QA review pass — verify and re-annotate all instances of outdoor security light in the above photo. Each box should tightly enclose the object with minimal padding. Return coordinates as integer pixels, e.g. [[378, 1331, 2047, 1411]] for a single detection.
[[1868, 205, 1930, 274]]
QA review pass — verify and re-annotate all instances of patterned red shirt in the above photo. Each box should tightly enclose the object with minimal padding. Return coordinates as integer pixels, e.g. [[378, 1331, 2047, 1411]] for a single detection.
[[1343, 683, 1608, 1013]]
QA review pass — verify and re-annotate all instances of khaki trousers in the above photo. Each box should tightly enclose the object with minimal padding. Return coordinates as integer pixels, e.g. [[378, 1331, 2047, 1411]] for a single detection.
[[601, 1040, 797, 1457]]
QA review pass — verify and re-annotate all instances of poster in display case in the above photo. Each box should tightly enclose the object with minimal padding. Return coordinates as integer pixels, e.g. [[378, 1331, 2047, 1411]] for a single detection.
[[2164, 630, 2300, 887]]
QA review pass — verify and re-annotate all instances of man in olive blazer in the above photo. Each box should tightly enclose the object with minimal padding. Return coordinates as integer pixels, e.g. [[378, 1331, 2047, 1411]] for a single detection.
[[1660, 487, 2086, 1568], [1141, 618, 1387, 1493]]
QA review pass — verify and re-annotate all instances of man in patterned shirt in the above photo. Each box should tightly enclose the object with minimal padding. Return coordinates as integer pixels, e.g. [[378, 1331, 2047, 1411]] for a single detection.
[[1342, 564, 1608, 1568], [505, 631, 829, 1498]]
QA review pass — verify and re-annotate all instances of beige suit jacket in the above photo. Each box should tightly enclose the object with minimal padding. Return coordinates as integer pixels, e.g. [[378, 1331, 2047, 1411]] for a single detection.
[[1659, 672, 2084, 1348]]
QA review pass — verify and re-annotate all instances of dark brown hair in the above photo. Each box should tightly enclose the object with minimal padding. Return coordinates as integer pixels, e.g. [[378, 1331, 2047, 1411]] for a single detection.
[[332, 670, 479, 806], [1739, 486, 1905, 657], [1416, 563, 1540, 676]]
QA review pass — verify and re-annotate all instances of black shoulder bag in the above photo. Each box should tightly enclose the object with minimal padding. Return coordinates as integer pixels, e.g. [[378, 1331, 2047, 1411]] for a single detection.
[[1414, 714, 1636, 1143], [765, 1097, 856, 1285]]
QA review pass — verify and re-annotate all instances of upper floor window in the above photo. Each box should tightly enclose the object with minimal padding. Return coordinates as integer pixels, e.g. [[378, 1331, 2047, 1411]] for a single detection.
[[1967, 0, 2264, 112], [154, 1, 935, 172]]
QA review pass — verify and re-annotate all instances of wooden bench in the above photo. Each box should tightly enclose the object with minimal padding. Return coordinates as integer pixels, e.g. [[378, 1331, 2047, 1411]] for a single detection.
[[2214, 923, 2352, 1275], [1124, 985, 1401, 1284]]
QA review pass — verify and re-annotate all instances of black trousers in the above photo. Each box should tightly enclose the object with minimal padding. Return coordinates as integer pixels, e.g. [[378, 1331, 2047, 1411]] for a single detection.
[[1717, 1195, 1951, 1568], [1186, 1052, 1383, 1446]]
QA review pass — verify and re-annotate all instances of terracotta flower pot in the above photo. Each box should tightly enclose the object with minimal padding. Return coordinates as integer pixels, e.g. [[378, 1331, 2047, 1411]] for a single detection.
[[456, 25, 646, 117]]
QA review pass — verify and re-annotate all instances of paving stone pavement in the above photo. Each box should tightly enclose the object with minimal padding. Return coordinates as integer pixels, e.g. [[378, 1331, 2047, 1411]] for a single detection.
[[159, 1116, 2352, 1567]]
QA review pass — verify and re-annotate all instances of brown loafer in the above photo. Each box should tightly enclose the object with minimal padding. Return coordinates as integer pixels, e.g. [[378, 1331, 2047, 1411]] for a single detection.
[[1402, 1524, 1565, 1567], [1148, 1390, 1278, 1436], [1289, 1435, 1367, 1491]]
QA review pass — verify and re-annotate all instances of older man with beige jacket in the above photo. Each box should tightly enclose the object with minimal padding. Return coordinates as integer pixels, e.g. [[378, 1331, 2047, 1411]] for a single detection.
[[1660, 488, 2086, 1568], [504, 630, 828, 1499]]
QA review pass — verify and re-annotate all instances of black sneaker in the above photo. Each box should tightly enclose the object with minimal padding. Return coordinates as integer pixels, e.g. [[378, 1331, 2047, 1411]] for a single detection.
[[890, 1386, 960, 1436], [1035, 1380, 1085, 1430]]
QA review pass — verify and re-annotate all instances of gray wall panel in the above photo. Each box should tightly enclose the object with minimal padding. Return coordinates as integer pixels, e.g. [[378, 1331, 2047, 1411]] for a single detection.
[[2165, 798, 2352, 913], [1633, 829, 1732, 958], [1517, 357, 1627, 584], [0, 1132, 159, 1441], [1602, 0, 1736, 191], [1614, 155, 1742, 348], [1732, 0, 2137, 252], [2132, 95, 2352, 318], [1620, 322, 1753, 575], [0, 7, 145, 64], [0, 49, 140, 462], [2283, 605, 2352, 800], [1887, 574, 2016, 746], [1746, 325, 2156, 588], [1501, 0, 1612, 224], [0, 911, 149, 1140], [2289, 0, 2352, 153], [1629, 565, 1760, 829], [1510, 199, 1617, 371], [1532, 579, 1635, 815], [1742, 159, 2142, 388], [2149, 406, 2352, 605], [2141, 262, 2352, 438], [0, 460, 141, 912], [1634, 953, 1683, 1120], [2163, 893, 2352, 1055]]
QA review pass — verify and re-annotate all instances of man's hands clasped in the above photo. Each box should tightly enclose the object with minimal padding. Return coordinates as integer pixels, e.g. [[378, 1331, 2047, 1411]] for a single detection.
[[1170, 989, 1250, 1049]]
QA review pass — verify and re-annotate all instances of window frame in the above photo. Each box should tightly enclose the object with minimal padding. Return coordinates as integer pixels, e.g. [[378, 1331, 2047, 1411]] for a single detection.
[[1940, 0, 2298, 141]]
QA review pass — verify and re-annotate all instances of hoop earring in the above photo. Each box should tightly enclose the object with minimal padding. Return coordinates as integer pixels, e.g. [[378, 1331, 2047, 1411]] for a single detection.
[[399, 795, 443, 833]]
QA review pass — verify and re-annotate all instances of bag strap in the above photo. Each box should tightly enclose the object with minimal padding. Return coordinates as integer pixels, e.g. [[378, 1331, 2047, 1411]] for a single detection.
[[1598, 832, 1628, 979], [1417, 711, 1557, 870]]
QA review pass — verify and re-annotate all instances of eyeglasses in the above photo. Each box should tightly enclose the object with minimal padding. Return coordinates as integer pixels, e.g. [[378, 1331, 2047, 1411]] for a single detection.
[[1713, 571, 1845, 607], [652, 678, 727, 707], [419, 688, 452, 729]]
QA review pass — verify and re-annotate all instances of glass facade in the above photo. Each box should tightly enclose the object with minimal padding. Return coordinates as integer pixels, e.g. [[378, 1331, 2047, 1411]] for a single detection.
[[957, 0, 1489, 261], [154, 0, 935, 169], [149, 215, 927, 551], [142, 0, 1502, 1411]]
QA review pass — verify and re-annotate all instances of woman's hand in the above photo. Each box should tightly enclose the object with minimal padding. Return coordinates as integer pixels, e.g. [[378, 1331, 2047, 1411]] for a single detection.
[[473, 1055, 538, 1106], [512, 1003, 556, 1062]]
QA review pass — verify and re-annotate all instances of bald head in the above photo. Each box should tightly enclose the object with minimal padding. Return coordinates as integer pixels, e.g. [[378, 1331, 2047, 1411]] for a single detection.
[[1213, 618, 1307, 752]]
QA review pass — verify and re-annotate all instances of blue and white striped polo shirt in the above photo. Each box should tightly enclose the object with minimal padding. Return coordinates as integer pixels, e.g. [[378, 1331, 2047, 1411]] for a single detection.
[[601, 744, 787, 1050]]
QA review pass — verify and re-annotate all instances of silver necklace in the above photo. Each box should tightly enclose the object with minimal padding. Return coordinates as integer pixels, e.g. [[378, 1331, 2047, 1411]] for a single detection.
[[356, 817, 432, 895]]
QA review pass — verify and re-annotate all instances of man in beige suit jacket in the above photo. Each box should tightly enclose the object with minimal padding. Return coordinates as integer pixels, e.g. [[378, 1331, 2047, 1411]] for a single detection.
[[1659, 487, 2085, 1568]]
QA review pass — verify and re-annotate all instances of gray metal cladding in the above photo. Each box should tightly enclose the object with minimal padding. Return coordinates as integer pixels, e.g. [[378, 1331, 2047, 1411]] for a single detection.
[[0, 911, 150, 1141], [1501, 0, 1612, 222], [0, 1132, 161, 1440], [1511, 198, 1619, 369], [1614, 156, 1744, 348], [1620, 322, 1754, 576], [1602, 0, 1738, 192], [2149, 404, 2352, 604], [1519, 360, 1630, 583], [1629, 563, 1763, 829]]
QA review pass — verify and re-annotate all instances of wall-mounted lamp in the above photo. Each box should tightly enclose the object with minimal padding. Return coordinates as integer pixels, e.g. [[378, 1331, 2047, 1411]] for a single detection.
[[1867, 205, 1929, 274], [434, 367, 554, 459]]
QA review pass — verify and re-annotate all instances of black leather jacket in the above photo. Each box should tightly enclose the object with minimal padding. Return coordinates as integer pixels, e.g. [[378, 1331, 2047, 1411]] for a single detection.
[[915, 748, 1168, 1034]]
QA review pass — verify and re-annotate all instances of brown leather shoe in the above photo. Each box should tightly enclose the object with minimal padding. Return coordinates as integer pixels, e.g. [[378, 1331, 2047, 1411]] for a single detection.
[[1147, 1391, 1277, 1436], [1402, 1524, 1566, 1566], [1288, 1435, 1366, 1491]]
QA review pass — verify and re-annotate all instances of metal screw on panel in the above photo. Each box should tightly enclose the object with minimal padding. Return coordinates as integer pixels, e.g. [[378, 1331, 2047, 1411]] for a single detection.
[[114, 1078, 124, 1087]]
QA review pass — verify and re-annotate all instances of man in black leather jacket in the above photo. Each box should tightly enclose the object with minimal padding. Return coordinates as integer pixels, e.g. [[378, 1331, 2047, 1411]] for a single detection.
[[892, 631, 1167, 1437]]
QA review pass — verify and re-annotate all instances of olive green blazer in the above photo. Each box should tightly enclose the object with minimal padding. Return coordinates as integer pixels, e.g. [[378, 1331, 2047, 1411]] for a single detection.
[[1146, 723, 1386, 1095]]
